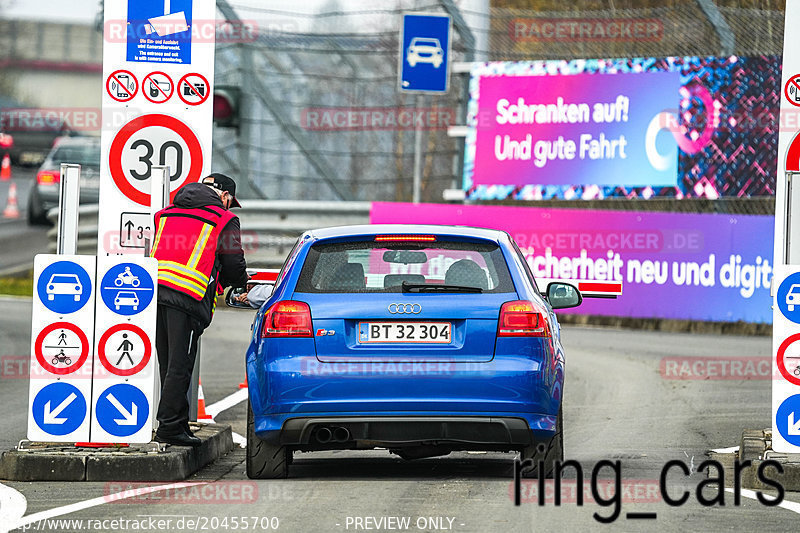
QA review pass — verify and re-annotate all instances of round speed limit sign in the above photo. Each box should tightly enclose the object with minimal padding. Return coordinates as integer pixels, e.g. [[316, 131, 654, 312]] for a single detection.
[[109, 114, 204, 206]]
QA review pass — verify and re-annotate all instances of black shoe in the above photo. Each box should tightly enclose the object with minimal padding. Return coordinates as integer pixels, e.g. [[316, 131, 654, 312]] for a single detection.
[[155, 430, 202, 447]]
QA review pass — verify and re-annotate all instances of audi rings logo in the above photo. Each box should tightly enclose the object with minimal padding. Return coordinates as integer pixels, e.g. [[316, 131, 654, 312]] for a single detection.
[[388, 303, 421, 314]]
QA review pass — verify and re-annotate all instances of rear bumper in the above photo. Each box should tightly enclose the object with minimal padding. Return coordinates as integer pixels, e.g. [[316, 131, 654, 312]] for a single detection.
[[277, 416, 534, 446]]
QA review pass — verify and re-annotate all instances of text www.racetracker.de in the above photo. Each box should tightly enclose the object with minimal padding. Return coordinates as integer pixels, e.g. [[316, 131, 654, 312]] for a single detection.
[[18, 515, 280, 532]]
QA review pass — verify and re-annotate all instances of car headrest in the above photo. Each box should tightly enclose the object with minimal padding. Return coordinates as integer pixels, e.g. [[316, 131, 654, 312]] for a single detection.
[[444, 259, 488, 290], [326, 263, 366, 291]]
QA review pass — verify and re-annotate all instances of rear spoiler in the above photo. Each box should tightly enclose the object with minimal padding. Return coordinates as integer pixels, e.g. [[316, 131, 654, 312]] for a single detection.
[[536, 278, 622, 299]]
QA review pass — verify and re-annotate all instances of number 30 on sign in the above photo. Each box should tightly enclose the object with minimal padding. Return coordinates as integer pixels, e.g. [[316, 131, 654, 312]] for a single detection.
[[109, 114, 204, 206]]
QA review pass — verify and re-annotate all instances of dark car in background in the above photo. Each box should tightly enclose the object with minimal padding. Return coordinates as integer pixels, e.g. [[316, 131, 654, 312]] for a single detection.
[[0, 97, 74, 166], [27, 136, 101, 225]]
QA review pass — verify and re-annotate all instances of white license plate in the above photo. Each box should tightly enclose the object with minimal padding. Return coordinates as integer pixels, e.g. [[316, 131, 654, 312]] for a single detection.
[[358, 322, 451, 344]]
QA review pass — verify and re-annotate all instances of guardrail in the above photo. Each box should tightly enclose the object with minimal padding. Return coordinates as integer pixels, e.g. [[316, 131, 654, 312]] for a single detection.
[[47, 200, 371, 267]]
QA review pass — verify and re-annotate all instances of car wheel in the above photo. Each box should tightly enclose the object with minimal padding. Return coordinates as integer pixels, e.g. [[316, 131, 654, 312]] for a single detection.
[[27, 188, 51, 226], [790, 304, 795, 312], [246, 399, 289, 479], [519, 404, 563, 479]]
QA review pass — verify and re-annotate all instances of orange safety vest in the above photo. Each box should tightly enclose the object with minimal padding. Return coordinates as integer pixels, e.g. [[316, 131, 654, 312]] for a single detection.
[[150, 204, 236, 301]]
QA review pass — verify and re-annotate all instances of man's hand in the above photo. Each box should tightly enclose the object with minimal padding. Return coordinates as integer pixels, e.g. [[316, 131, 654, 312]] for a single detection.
[[235, 292, 250, 305]]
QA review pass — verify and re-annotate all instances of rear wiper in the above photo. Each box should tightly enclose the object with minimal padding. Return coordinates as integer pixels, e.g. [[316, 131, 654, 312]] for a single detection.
[[401, 281, 483, 293]]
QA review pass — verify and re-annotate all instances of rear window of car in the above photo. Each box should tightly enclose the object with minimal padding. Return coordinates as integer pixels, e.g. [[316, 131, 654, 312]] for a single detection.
[[50, 144, 101, 167], [295, 239, 515, 293]]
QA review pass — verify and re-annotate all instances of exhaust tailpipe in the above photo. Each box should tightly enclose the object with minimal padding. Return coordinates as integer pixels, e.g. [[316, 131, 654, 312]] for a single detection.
[[333, 426, 350, 442], [316, 426, 332, 443]]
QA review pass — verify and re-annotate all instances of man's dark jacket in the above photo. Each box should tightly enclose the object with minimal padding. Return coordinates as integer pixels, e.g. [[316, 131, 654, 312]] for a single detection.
[[155, 182, 248, 328]]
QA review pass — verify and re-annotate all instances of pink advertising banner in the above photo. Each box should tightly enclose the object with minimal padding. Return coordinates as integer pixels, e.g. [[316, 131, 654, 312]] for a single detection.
[[370, 202, 773, 323]]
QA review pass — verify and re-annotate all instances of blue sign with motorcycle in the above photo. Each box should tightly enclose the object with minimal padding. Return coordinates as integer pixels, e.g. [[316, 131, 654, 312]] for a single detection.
[[777, 272, 800, 324], [36, 261, 93, 314], [32, 382, 87, 436], [95, 384, 149, 437], [99, 262, 154, 316]]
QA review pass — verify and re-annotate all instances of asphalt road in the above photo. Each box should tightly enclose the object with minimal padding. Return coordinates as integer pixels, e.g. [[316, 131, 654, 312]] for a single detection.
[[0, 298, 795, 532], [0, 165, 50, 274]]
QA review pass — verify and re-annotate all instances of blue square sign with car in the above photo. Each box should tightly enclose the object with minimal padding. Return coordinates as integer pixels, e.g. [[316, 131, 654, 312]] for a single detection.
[[399, 13, 451, 93], [239, 225, 581, 479]]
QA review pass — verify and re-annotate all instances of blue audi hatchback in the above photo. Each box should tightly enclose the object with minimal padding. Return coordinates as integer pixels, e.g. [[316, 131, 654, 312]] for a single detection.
[[242, 225, 582, 478]]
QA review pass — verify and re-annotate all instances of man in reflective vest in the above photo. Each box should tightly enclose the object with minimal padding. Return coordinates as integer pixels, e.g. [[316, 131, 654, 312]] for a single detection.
[[150, 173, 248, 446]]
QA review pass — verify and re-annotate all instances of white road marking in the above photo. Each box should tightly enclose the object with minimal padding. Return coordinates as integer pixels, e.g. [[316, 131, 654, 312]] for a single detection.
[[712, 446, 740, 454], [206, 388, 247, 418], [726, 488, 800, 514], [7, 481, 206, 532], [232, 431, 247, 448], [0, 483, 27, 533]]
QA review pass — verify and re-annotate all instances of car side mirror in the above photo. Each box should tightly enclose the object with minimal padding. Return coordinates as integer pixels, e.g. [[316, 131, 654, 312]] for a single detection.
[[546, 282, 582, 310], [225, 287, 254, 309]]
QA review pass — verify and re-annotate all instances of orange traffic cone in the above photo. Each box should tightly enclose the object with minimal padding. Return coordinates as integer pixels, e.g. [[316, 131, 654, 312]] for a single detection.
[[197, 378, 213, 420], [0, 154, 10, 181], [238, 375, 248, 389], [3, 182, 19, 219]]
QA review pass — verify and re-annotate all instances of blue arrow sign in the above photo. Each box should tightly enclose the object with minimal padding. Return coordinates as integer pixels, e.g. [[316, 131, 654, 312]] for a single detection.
[[37, 261, 93, 314], [95, 384, 149, 437], [32, 382, 87, 436], [100, 262, 155, 316], [400, 13, 451, 93], [776, 394, 800, 447]]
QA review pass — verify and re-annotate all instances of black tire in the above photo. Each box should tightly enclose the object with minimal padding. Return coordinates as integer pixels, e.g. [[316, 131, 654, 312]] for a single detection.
[[246, 400, 289, 479], [26, 188, 49, 226], [520, 405, 564, 479]]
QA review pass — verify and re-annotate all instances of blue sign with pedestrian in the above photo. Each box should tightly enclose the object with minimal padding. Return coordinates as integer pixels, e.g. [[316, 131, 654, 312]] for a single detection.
[[777, 272, 800, 324], [95, 384, 149, 437], [37, 261, 93, 314], [100, 262, 155, 316], [776, 394, 800, 447], [400, 13, 451, 93], [127, 0, 193, 64], [32, 382, 87, 436]]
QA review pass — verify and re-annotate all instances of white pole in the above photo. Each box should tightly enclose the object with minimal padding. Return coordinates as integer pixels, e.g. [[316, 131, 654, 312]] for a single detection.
[[57, 164, 81, 255]]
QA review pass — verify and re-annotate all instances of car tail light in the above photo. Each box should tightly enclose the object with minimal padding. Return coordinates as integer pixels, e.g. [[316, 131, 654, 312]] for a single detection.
[[498, 300, 551, 337], [261, 300, 312, 338], [37, 170, 60, 185], [374, 235, 436, 242]]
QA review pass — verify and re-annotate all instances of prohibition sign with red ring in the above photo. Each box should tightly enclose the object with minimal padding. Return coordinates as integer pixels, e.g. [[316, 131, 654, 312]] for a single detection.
[[109, 113, 203, 206], [784, 74, 800, 107], [178, 73, 211, 106], [35, 322, 89, 375], [777, 333, 800, 386], [143, 71, 174, 104], [98, 323, 152, 376], [106, 70, 138, 103]]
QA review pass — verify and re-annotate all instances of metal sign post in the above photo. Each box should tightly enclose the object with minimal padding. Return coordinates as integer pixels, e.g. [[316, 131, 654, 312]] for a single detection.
[[773, 1, 800, 453], [57, 164, 81, 255], [400, 13, 451, 205]]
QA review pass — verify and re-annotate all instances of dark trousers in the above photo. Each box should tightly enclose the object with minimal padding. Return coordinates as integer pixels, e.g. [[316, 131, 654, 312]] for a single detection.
[[155, 304, 203, 436]]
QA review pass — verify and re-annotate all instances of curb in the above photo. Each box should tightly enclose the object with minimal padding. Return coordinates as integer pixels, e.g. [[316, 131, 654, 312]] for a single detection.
[[0, 423, 233, 481], [706, 429, 800, 491]]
